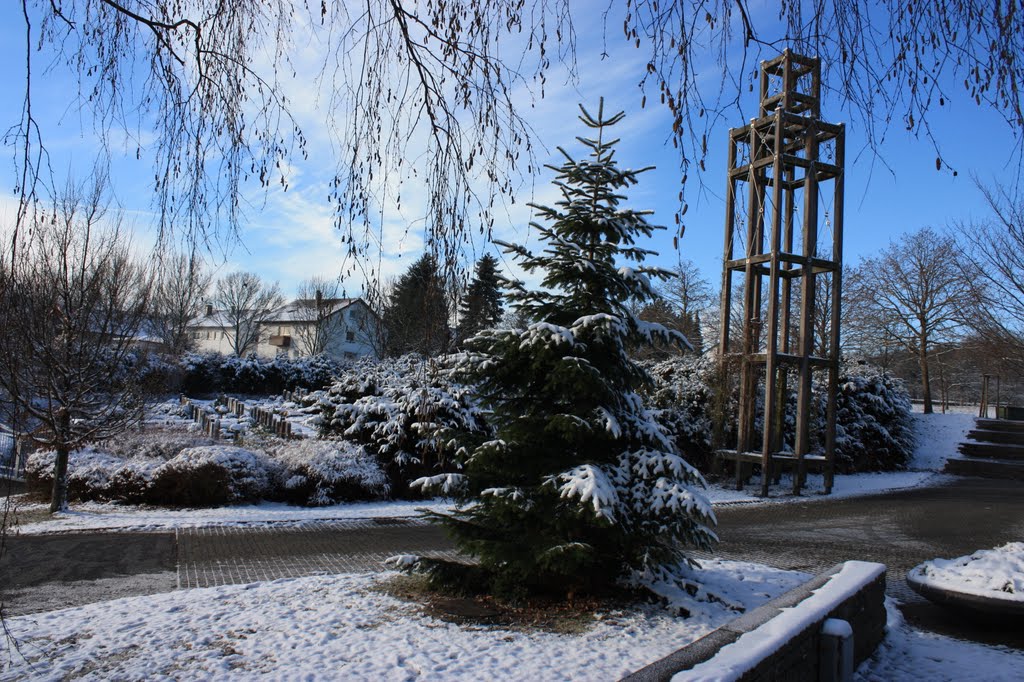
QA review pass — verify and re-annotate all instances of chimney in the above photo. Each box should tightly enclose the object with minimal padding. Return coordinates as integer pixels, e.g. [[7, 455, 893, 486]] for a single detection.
[[206, 303, 214, 316], [315, 289, 323, 306]]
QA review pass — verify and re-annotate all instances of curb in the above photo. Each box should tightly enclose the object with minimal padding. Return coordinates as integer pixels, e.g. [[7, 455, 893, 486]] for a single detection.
[[623, 561, 887, 681]]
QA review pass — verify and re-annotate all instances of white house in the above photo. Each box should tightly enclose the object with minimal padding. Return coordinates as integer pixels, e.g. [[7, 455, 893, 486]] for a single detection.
[[189, 298, 380, 361]]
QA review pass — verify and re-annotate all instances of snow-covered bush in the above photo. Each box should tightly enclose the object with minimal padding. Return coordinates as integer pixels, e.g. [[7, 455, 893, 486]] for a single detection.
[[270, 439, 389, 505], [179, 353, 341, 395], [25, 448, 162, 503], [149, 445, 278, 506], [644, 355, 721, 471], [821, 362, 915, 473], [315, 355, 490, 495], [106, 429, 215, 461]]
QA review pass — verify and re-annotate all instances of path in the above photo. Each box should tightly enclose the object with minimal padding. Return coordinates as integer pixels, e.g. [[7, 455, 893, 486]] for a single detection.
[[3, 477, 1022, 648]]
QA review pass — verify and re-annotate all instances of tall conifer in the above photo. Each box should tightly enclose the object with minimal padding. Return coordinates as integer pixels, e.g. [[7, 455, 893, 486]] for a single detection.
[[382, 253, 450, 357], [412, 102, 715, 602], [455, 253, 504, 346]]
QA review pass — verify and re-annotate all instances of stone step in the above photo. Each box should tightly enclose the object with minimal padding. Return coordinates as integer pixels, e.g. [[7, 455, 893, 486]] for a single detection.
[[975, 418, 1024, 433], [945, 457, 1024, 481], [958, 442, 1024, 460], [966, 429, 1024, 445]]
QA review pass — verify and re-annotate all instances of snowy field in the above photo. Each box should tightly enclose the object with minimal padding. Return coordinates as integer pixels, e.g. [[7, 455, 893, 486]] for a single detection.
[[0, 561, 806, 680]]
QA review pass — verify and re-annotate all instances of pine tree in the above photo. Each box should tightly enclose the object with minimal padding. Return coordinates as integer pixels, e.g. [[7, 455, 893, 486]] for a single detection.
[[455, 253, 505, 346], [411, 102, 715, 603], [382, 253, 450, 357]]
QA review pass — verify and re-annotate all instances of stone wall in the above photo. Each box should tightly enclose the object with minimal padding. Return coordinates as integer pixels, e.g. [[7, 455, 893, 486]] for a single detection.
[[623, 561, 887, 681]]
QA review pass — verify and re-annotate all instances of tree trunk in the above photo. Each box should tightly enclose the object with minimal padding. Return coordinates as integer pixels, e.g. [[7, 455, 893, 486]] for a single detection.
[[919, 343, 933, 414], [49, 409, 71, 514]]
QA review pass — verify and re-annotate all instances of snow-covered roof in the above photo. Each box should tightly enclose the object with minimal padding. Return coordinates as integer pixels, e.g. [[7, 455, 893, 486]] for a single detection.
[[261, 298, 358, 323], [189, 298, 374, 329], [189, 311, 234, 329]]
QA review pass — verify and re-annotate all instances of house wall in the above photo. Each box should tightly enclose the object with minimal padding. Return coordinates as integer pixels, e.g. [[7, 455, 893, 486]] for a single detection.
[[253, 302, 379, 361], [191, 327, 236, 356], [187, 300, 381, 361]]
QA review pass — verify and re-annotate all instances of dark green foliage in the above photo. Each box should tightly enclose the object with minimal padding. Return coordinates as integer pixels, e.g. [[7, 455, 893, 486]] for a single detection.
[[824, 363, 915, 472], [414, 102, 716, 602], [646, 357, 915, 476], [314, 356, 490, 496], [149, 461, 235, 507], [455, 253, 505, 346], [383, 254, 451, 357], [176, 353, 341, 395]]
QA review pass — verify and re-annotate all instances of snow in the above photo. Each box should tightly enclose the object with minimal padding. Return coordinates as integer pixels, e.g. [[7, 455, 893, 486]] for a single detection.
[[821, 618, 853, 638], [907, 542, 1024, 603], [854, 599, 1024, 681], [681, 561, 885, 681], [908, 410, 975, 471], [12, 499, 454, 535], [0, 561, 805, 681], [548, 464, 620, 521]]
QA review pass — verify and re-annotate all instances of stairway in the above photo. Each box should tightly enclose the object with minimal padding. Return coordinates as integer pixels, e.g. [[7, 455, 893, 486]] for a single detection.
[[945, 418, 1024, 480]]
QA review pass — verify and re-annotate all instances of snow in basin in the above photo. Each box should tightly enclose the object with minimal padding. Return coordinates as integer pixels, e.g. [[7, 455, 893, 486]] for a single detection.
[[908, 542, 1024, 602]]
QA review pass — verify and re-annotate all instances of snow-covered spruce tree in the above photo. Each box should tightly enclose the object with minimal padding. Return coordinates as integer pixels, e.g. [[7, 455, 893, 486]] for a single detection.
[[455, 253, 505, 347], [409, 102, 716, 604]]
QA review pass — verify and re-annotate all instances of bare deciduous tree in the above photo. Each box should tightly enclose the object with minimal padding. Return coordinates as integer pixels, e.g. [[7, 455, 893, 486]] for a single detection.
[[848, 227, 974, 413], [151, 250, 212, 356], [955, 181, 1024, 374], [0, 176, 153, 513], [292, 276, 344, 357], [212, 272, 284, 357], [10, 1, 1023, 267]]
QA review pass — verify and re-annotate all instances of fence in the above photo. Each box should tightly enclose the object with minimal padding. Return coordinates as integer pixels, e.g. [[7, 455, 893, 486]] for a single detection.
[[0, 429, 24, 480]]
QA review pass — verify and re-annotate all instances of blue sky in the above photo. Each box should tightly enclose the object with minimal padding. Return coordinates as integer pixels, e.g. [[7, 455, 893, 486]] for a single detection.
[[0, 3, 1020, 301]]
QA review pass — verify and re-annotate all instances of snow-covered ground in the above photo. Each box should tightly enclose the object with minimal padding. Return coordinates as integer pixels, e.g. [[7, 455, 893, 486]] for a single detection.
[[5, 410, 1018, 679], [0, 561, 806, 681], [855, 600, 1024, 681], [10, 499, 452, 535], [908, 408, 976, 471], [908, 543, 1024, 603]]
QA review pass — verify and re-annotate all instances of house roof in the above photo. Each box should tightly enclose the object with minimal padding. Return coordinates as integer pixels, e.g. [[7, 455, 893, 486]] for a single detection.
[[188, 297, 376, 329], [261, 298, 358, 323]]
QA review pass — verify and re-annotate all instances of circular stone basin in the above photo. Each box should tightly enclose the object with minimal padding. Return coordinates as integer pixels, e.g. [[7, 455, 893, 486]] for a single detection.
[[907, 565, 1024, 619]]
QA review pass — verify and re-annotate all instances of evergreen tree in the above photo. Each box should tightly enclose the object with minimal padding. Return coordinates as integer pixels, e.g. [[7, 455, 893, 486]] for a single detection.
[[410, 102, 715, 603], [455, 253, 505, 346], [382, 254, 450, 357]]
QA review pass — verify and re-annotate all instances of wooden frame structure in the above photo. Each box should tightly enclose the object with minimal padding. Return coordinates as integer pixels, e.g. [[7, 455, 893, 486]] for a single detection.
[[716, 50, 845, 496]]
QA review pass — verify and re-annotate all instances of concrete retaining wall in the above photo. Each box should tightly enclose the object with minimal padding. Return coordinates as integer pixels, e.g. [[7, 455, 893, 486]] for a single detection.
[[623, 560, 887, 681]]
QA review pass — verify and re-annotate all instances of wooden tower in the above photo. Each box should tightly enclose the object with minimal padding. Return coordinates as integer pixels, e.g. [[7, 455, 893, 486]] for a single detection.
[[716, 50, 845, 496]]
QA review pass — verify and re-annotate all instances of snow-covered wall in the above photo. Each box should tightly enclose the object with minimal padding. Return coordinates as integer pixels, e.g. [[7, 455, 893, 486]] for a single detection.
[[624, 561, 887, 681]]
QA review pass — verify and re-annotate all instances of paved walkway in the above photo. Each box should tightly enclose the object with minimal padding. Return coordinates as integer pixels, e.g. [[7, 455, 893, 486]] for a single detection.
[[2, 476, 1022, 647]]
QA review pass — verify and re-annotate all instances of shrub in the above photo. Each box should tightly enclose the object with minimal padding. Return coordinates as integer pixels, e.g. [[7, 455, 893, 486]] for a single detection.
[[25, 448, 162, 503], [106, 429, 215, 461], [822, 362, 915, 473], [178, 353, 342, 395], [149, 446, 277, 506], [315, 355, 490, 495], [271, 439, 389, 505], [645, 357, 914, 475], [644, 355, 720, 471]]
